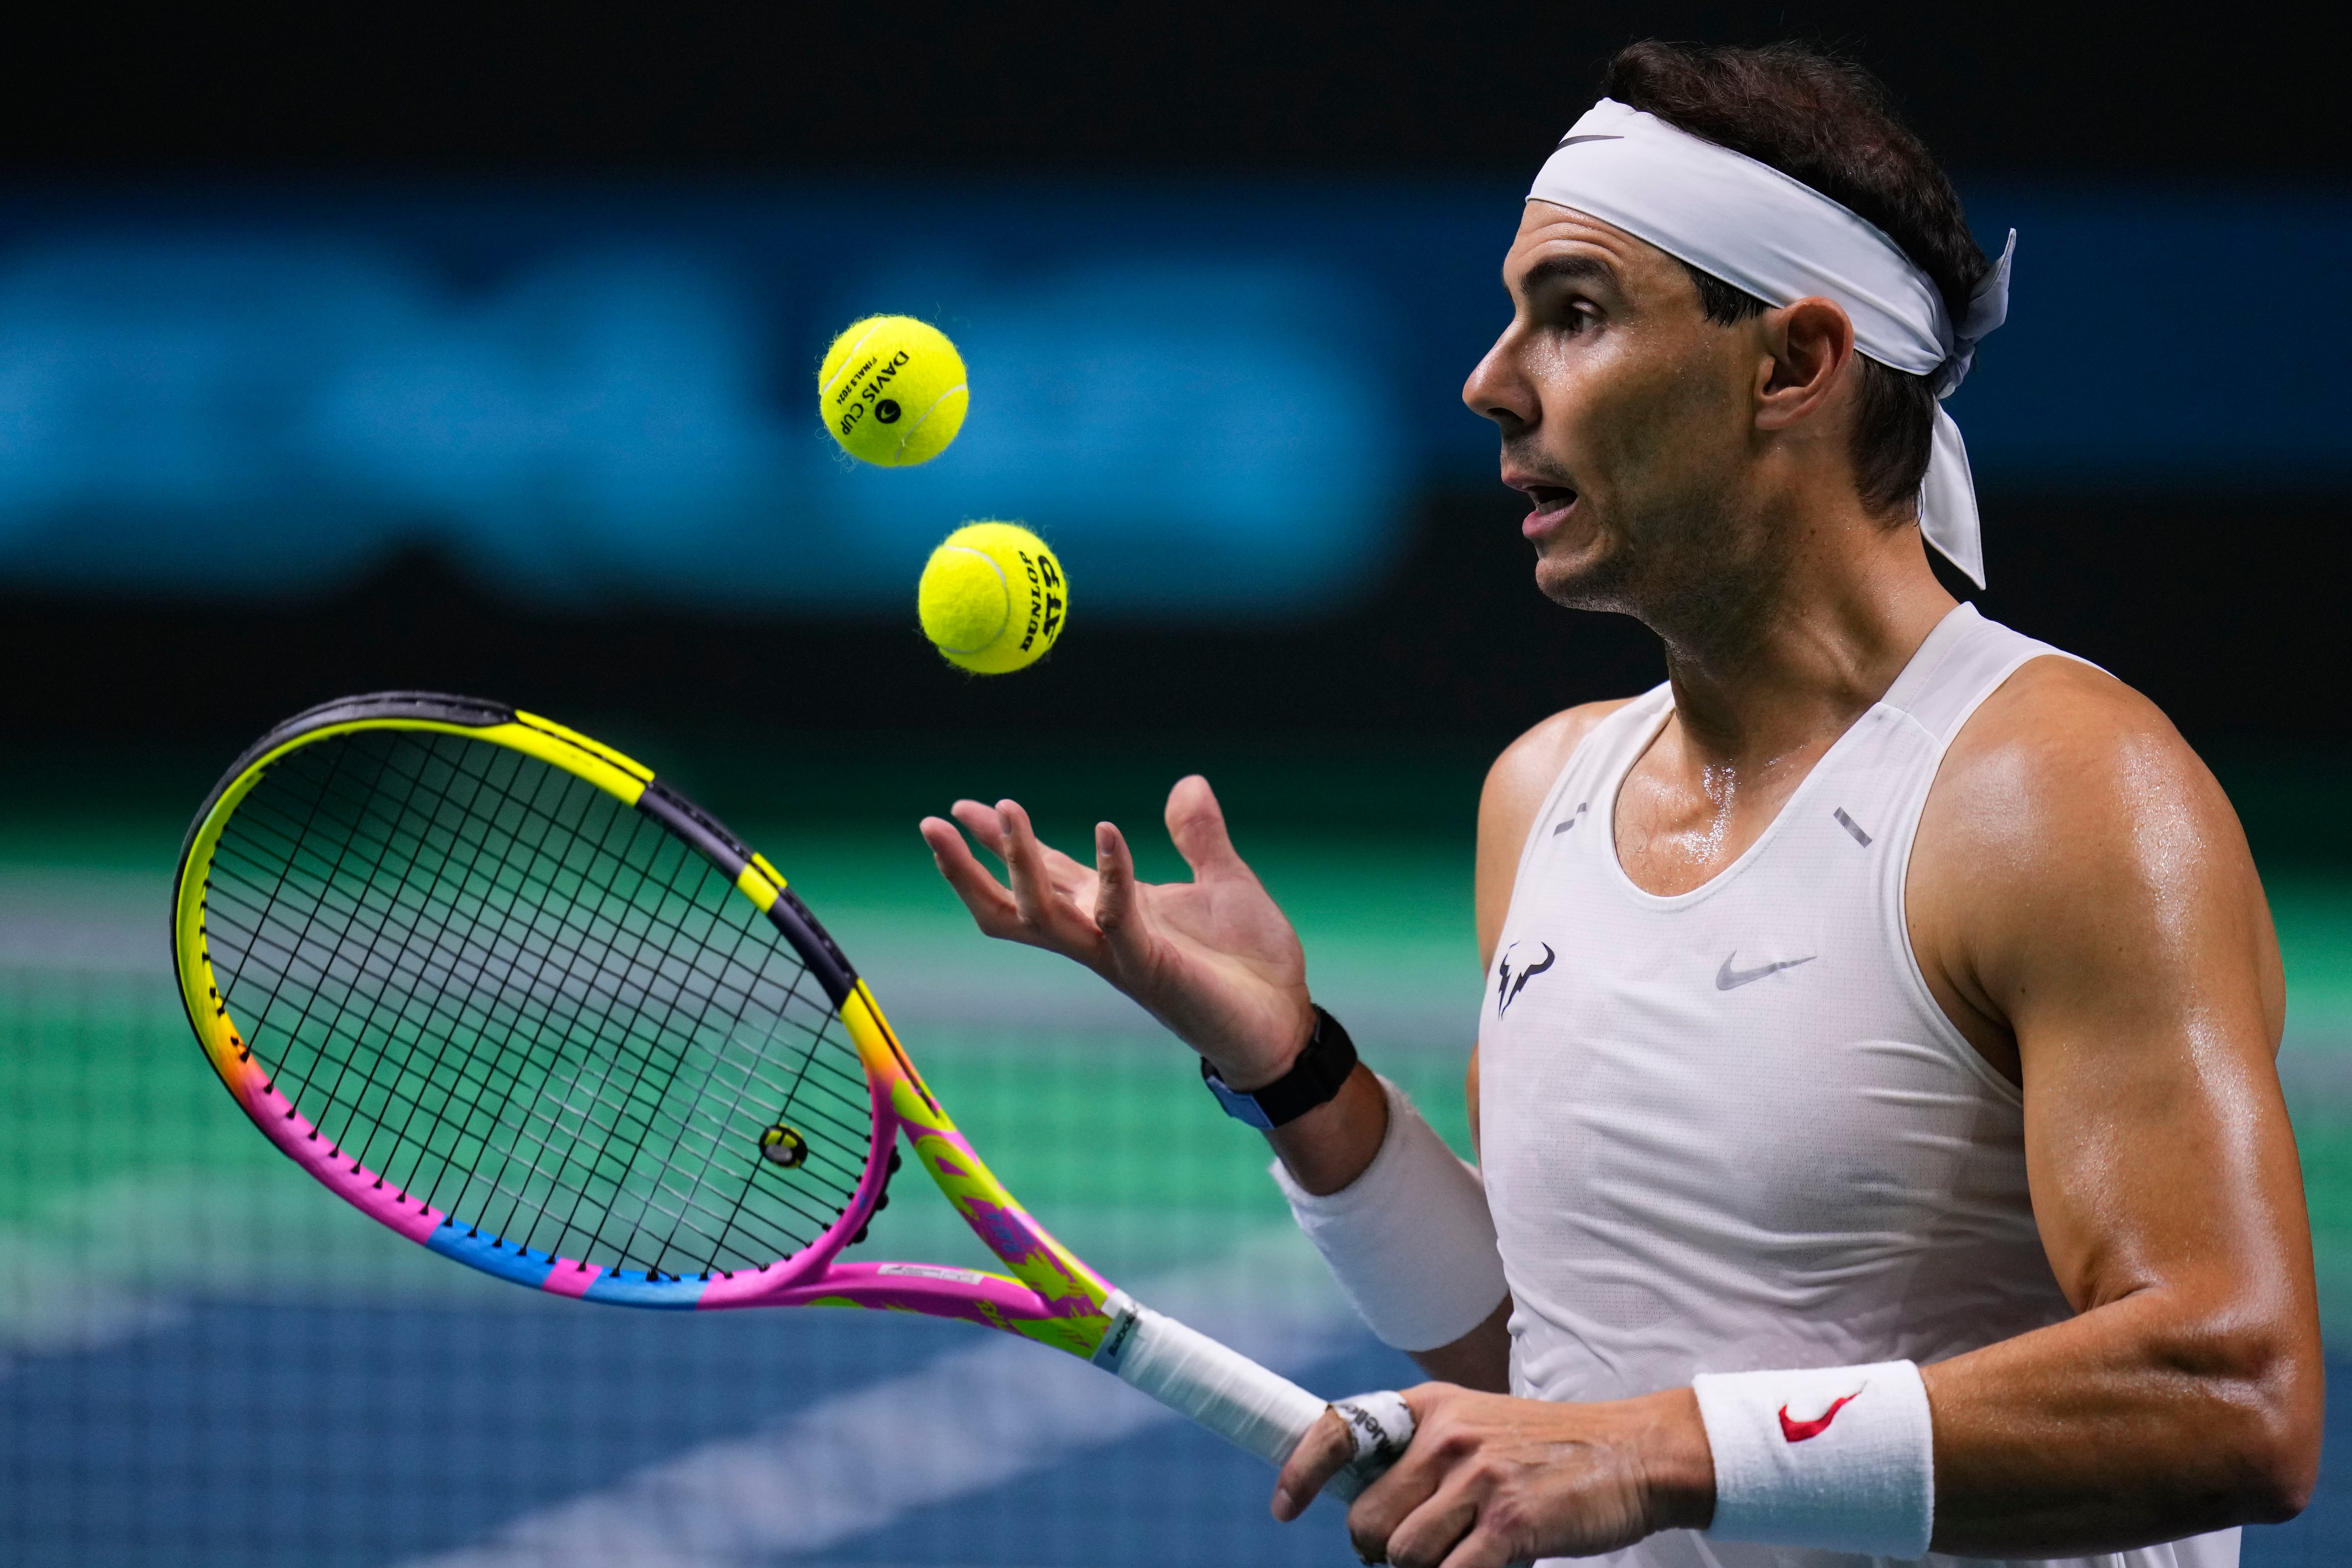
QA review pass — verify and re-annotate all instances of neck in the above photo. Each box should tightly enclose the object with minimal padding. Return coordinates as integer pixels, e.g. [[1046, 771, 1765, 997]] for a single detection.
[[1648, 511, 1958, 770]]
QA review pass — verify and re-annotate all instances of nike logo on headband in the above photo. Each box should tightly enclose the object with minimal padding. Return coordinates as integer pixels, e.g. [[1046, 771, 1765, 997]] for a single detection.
[[1553, 133, 1624, 149]]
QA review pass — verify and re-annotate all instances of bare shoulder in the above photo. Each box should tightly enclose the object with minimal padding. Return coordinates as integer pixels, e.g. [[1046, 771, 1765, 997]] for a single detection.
[[1482, 699, 1631, 850], [1476, 700, 1631, 966], [1929, 655, 2222, 854], [1915, 654, 2283, 1051]]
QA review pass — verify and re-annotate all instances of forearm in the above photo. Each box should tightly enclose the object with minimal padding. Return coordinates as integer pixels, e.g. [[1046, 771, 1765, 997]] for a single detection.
[[1923, 1288, 2320, 1556], [1409, 1296, 1513, 1392], [1263, 1061, 1389, 1194]]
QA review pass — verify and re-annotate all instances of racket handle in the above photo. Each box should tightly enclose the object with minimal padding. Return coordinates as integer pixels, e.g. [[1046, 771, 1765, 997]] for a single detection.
[[1092, 1290, 1410, 1503]]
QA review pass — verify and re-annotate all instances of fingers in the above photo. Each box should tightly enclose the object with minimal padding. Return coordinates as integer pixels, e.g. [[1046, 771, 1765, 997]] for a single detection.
[[1271, 1407, 1356, 1524], [995, 799, 1053, 925], [952, 797, 1103, 888], [1093, 821, 1142, 946], [1164, 774, 1246, 878], [997, 799, 1109, 958], [1379, 1476, 1486, 1568], [947, 799, 1010, 861], [1339, 1386, 1454, 1567], [919, 816, 1025, 939], [923, 806, 1098, 958]]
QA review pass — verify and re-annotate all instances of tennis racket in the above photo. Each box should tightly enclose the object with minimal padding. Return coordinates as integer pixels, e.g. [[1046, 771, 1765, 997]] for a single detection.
[[169, 692, 1410, 1503]]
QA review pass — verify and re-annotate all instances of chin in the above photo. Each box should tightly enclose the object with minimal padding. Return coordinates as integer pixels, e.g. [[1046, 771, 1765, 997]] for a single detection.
[[1532, 544, 1637, 615]]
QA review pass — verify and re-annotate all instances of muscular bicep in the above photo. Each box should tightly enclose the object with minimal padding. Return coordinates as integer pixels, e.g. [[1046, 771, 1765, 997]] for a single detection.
[[1917, 664, 2301, 1321], [1905, 666, 2321, 1546]]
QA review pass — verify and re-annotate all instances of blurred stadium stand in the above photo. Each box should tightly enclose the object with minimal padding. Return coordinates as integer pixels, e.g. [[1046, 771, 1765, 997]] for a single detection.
[[0, 179, 2344, 750]]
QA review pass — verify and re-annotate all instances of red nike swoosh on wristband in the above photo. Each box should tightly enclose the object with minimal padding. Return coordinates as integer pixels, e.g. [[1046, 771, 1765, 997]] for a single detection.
[[1778, 1392, 1860, 1442]]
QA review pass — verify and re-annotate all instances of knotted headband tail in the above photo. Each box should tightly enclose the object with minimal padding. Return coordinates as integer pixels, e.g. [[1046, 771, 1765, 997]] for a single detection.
[[1529, 99, 2012, 587]]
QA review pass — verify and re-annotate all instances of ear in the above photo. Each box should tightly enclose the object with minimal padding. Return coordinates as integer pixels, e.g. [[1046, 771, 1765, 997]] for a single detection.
[[1753, 296, 1856, 432]]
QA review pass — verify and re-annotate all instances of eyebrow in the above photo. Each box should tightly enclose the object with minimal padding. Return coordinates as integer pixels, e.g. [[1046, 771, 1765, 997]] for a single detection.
[[1517, 254, 1618, 296]]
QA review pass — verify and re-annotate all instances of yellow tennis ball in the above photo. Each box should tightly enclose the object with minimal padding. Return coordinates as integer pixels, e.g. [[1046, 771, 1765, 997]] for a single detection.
[[817, 315, 969, 466], [918, 523, 1068, 674]]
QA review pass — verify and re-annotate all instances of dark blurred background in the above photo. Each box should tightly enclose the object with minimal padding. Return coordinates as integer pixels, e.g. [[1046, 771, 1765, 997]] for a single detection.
[[2, 0, 2345, 776]]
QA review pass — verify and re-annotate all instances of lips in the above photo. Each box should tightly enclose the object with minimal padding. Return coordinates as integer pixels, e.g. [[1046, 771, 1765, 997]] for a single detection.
[[1517, 483, 1578, 539]]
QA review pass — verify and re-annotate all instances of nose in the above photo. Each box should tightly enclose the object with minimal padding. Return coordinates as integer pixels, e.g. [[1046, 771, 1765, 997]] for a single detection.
[[1462, 324, 1536, 434]]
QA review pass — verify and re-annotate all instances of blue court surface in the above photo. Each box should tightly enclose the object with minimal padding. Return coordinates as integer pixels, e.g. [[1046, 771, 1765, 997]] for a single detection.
[[0, 1301, 1411, 1567]]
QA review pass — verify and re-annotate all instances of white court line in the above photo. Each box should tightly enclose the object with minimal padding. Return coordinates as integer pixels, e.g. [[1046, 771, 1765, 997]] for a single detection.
[[398, 1230, 1373, 1568]]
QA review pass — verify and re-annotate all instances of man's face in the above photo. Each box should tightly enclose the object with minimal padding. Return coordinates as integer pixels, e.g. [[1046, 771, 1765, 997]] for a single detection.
[[1462, 203, 1774, 618]]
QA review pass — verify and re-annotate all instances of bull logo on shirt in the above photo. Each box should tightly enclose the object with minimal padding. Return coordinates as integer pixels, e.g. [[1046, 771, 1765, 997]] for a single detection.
[[1495, 940, 1557, 1016]]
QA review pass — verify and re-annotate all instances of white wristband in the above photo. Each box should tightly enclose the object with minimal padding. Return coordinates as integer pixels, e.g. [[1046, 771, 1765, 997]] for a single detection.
[[1270, 1074, 1508, 1352], [1692, 1360, 1935, 1558]]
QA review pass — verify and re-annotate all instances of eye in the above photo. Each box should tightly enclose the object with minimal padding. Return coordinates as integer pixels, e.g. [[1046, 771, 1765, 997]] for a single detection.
[[1552, 298, 1602, 335]]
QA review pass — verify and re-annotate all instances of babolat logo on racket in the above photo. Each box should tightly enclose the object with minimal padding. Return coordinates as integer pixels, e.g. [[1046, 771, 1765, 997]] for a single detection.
[[1091, 1302, 1142, 1370]]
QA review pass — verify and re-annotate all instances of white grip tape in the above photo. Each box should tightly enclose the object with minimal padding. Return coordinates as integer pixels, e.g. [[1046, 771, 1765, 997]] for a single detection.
[[1092, 1291, 1412, 1503], [1692, 1360, 1935, 1558], [1271, 1075, 1509, 1351]]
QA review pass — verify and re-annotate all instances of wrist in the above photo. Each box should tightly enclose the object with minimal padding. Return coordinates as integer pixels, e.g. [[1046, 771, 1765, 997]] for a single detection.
[[1264, 1062, 1385, 1194], [1690, 1361, 1933, 1556], [1213, 1006, 1318, 1093], [1200, 1006, 1356, 1131], [1637, 1386, 1718, 1534]]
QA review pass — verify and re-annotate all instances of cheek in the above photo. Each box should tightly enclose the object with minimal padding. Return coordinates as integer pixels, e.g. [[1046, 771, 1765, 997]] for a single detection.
[[1593, 341, 1748, 484]]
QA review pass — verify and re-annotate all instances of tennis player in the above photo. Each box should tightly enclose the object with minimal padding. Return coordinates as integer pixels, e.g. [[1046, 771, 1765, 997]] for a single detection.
[[921, 40, 2320, 1568]]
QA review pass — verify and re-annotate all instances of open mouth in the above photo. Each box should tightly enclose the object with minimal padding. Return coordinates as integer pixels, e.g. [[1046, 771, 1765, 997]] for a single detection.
[[1520, 483, 1578, 531]]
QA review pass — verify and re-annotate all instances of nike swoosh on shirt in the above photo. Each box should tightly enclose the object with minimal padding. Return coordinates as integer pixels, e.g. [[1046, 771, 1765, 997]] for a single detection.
[[1715, 953, 1817, 990], [1779, 1391, 1860, 1443]]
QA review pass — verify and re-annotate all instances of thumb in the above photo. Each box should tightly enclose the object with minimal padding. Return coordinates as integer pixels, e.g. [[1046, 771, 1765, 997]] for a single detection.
[[1164, 775, 1244, 878]]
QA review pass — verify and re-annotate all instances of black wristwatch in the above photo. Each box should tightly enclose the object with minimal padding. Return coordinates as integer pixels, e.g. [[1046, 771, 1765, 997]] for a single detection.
[[1200, 1006, 1359, 1130]]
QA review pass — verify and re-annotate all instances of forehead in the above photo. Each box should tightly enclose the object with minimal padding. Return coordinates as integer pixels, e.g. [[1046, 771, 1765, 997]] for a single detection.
[[1504, 200, 1685, 294]]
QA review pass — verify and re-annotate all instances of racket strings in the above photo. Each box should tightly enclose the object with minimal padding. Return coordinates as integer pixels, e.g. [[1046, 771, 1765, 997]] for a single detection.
[[220, 739, 873, 1274], [204, 729, 874, 1278], [212, 740, 701, 1253], [217, 735, 659, 1224]]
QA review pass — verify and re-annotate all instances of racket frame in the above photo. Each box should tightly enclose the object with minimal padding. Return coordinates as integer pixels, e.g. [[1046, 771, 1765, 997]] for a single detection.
[[172, 692, 1116, 1356]]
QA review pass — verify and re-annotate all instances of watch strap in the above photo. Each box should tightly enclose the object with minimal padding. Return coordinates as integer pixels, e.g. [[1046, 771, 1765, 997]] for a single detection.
[[1200, 1007, 1358, 1129]]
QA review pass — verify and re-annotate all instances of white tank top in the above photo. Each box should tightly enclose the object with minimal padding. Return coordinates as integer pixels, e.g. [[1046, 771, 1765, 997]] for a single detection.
[[1478, 605, 2238, 1568]]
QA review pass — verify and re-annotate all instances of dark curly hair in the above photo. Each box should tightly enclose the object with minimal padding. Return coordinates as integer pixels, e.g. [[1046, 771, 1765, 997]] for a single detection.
[[1599, 41, 1990, 516]]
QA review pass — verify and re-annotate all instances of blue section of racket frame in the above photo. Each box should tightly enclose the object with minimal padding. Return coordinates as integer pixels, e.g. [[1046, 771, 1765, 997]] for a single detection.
[[422, 1218, 715, 1307], [425, 1220, 564, 1291]]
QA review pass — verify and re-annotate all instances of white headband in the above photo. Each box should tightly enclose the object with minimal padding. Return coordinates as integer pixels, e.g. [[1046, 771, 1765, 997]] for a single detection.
[[1529, 98, 2015, 586]]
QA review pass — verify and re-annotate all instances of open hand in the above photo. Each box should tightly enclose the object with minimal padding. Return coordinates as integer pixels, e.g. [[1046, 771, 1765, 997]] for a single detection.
[[919, 775, 1314, 1085], [1272, 1384, 1715, 1568]]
